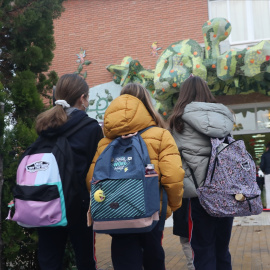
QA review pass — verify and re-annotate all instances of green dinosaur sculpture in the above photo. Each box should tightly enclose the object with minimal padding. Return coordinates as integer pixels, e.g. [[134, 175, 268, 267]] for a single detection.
[[107, 18, 270, 118], [107, 56, 155, 95]]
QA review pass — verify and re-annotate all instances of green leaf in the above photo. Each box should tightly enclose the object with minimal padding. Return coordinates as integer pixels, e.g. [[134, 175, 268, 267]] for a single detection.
[[78, 64, 83, 73], [84, 60, 91, 65], [89, 99, 95, 105], [107, 95, 113, 102]]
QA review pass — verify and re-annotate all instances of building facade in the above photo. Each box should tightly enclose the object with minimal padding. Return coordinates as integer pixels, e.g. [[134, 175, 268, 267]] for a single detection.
[[208, 0, 270, 163], [51, 0, 270, 163], [50, 0, 208, 87]]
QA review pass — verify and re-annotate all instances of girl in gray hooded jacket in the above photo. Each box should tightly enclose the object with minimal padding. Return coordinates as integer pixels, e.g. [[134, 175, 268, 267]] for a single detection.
[[169, 75, 234, 270]]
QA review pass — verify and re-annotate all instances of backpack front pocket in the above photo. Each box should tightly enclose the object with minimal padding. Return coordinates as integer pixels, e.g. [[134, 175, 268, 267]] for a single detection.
[[198, 187, 263, 217], [12, 184, 63, 227], [91, 179, 146, 220]]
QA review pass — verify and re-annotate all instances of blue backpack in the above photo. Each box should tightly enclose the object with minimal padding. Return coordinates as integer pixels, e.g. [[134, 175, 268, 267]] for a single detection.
[[7, 117, 94, 227], [90, 127, 167, 234]]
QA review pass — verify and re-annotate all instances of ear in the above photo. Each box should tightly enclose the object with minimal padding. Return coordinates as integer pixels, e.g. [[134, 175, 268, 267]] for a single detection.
[[79, 94, 86, 103]]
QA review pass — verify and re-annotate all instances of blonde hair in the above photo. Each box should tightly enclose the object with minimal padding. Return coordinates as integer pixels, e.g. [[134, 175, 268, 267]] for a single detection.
[[120, 83, 166, 128], [36, 74, 89, 134]]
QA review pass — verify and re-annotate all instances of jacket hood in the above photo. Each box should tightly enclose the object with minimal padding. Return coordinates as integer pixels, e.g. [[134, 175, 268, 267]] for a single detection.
[[41, 109, 89, 137], [103, 94, 156, 139], [182, 102, 234, 138]]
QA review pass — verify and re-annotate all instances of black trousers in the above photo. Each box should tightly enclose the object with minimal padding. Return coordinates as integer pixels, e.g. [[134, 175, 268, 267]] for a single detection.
[[111, 221, 165, 270], [38, 207, 97, 270], [190, 197, 233, 270]]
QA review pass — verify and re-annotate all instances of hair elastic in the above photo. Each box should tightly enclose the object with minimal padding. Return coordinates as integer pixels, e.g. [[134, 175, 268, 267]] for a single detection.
[[55, 100, 70, 108]]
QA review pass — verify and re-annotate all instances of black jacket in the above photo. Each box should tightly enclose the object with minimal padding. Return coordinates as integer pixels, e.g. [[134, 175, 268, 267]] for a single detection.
[[41, 109, 103, 205], [260, 149, 270, 175]]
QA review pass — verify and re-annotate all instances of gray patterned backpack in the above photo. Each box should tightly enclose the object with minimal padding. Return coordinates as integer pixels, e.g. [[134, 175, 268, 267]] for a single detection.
[[193, 136, 263, 217]]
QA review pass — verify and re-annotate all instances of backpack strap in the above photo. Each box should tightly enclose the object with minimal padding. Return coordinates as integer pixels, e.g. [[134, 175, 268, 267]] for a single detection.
[[24, 117, 95, 153], [189, 167, 199, 189], [62, 117, 96, 138], [180, 150, 199, 189], [136, 126, 155, 165], [138, 126, 155, 135], [17, 117, 96, 166], [138, 126, 168, 231], [158, 187, 168, 231]]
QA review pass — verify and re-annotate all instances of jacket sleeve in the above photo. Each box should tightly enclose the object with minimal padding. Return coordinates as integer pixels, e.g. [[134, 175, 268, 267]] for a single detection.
[[260, 154, 266, 173], [159, 130, 185, 212], [86, 137, 111, 192], [69, 120, 102, 196], [83, 123, 103, 179]]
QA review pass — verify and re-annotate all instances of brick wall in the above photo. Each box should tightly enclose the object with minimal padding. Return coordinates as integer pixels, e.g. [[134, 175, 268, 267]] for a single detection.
[[50, 0, 209, 87]]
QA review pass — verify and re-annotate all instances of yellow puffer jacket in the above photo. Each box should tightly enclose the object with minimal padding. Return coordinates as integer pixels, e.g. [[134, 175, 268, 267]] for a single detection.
[[86, 94, 185, 219]]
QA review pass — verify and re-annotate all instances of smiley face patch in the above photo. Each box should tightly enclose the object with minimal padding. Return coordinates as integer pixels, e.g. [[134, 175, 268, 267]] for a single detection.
[[94, 189, 106, 202]]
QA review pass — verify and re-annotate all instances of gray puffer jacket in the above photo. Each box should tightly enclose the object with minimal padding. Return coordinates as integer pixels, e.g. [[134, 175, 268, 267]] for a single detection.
[[172, 102, 234, 198]]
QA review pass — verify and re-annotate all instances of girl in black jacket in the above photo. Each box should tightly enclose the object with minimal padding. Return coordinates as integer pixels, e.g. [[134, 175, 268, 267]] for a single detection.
[[36, 74, 103, 270]]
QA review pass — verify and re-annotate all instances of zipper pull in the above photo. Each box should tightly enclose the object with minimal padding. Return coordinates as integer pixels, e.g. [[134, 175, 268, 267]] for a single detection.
[[6, 200, 14, 220], [91, 177, 101, 185], [8, 200, 14, 208]]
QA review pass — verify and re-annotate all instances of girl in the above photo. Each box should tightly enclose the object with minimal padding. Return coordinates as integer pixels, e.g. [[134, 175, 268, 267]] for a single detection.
[[173, 198, 195, 270], [169, 75, 234, 270], [87, 83, 184, 270], [36, 74, 103, 270]]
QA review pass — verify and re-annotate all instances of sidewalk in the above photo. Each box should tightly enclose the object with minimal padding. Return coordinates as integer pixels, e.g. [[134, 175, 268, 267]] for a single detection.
[[164, 211, 270, 227], [95, 212, 270, 270]]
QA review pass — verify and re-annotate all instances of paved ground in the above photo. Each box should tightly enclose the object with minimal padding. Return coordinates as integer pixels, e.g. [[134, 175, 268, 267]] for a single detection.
[[95, 212, 270, 270]]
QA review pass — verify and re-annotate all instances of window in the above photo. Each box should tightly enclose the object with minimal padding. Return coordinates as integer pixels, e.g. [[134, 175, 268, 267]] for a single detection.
[[233, 133, 268, 163], [257, 107, 270, 130], [229, 103, 270, 135], [208, 0, 270, 45], [233, 108, 256, 132]]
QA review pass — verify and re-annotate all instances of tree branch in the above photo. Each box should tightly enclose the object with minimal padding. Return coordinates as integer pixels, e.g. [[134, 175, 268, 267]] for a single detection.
[[6, 0, 39, 15]]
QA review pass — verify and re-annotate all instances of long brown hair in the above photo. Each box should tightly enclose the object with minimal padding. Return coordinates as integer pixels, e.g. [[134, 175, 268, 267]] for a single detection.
[[36, 74, 89, 134], [169, 76, 217, 133], [120, 83, 166, 128]]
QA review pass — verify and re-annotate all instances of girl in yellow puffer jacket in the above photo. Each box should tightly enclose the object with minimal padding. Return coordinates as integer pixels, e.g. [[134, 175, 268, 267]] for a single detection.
[[87, 83, 184, 270]]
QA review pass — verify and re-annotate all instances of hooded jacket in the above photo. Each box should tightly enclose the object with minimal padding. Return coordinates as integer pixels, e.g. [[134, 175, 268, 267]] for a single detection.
[[87, 94, 184, 218], [41, 109, 103, 205], [172, 102, 234, 198]]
